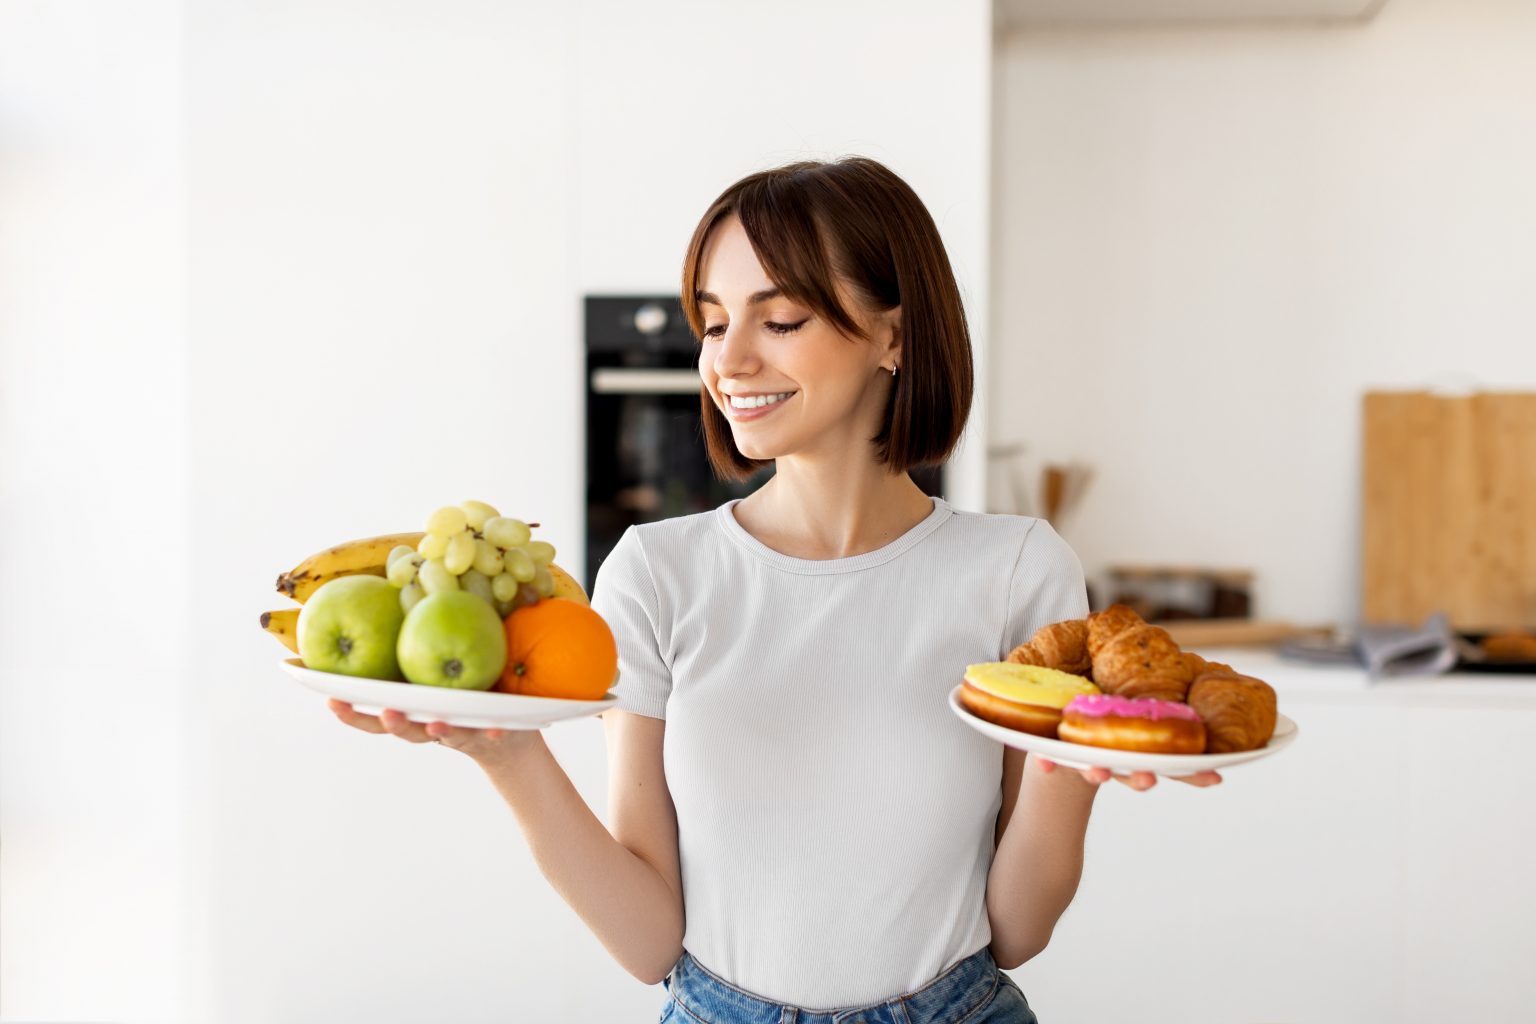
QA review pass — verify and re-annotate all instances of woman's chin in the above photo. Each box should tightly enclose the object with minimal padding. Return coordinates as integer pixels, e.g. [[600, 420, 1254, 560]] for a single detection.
[[733, 434, 787, 461]]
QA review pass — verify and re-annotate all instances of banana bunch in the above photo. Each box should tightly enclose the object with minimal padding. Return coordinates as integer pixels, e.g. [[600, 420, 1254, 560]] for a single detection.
[[259, 531, 423, 654], [275, 531, 427, 602], [260, 608, 300, 654], [260, 528, 589, 655]]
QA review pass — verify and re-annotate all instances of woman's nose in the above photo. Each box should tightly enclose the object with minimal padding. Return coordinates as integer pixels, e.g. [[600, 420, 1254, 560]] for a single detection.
[[711, 324, 758, 379]]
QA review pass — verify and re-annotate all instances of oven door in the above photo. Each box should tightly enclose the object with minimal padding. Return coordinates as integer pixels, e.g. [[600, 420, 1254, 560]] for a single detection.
[[584, 366, 771, 591]]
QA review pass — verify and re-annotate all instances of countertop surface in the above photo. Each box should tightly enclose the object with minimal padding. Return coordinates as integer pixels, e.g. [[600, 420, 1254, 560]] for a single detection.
[[1196, 646, 1536, 704]]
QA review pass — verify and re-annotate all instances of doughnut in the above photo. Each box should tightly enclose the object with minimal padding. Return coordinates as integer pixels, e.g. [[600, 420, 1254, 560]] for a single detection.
[[1057, 693, 1206, 755], [959, 663, 1100, 738]]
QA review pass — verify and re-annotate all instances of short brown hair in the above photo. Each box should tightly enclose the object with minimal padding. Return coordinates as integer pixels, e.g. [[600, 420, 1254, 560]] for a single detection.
[[680, 156, 974, 481]]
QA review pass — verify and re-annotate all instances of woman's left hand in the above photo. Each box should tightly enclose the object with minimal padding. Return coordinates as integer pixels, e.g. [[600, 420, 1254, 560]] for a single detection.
[[1035, 757, 1222, 791]]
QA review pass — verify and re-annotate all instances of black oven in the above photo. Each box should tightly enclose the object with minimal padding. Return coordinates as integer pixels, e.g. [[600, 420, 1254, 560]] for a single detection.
[[584, 294, 943, 593]]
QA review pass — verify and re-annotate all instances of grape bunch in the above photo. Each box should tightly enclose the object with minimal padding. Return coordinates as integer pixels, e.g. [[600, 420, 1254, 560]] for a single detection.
[[383, 500, 558, 617]]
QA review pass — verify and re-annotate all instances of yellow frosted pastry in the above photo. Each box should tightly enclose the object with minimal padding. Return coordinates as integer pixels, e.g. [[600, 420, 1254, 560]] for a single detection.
[[959, 663, 1102, 738], [964, 662, 1100, 708]]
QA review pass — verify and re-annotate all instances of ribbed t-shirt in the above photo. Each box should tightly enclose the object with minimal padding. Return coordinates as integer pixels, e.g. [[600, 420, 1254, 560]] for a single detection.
[[588, 495, 1089, 1009]]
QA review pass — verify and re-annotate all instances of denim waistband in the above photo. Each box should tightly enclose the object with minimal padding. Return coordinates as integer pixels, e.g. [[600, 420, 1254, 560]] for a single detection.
[[663, 945, 1002, 1024]]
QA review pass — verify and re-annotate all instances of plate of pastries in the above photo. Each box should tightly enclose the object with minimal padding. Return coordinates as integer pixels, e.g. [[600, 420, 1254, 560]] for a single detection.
[[950, 603, 1298, 777]]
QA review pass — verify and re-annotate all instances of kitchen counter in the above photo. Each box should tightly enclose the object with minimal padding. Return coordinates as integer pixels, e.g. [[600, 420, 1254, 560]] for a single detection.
[[1015, 644, 1536, 1023], [1197, 646, 1536, 705]]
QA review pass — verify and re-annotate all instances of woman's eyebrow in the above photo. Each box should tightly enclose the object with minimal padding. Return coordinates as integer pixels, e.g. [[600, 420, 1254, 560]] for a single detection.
[[696, 287, 782, 307]]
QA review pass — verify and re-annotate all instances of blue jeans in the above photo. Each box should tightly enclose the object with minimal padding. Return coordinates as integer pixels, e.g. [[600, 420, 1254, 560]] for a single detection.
[[657, 946, 1040, 1024]]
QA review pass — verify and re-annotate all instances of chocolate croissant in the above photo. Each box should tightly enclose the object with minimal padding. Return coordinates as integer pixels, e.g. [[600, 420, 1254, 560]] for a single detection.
[[1091, 623, 1194, 701], [1006, 619, 1092, 676], [1187, 671, 1278, 753]]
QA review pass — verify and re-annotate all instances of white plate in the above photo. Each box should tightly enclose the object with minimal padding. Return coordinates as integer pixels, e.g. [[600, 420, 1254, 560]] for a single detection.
[[948, 685, 1298, 777], [282, 658, 618, 730]]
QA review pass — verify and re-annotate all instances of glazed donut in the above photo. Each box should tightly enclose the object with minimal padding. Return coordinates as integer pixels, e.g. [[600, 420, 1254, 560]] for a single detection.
[[959, 663, 1100, 738], [1058, 694, 1206, 755]]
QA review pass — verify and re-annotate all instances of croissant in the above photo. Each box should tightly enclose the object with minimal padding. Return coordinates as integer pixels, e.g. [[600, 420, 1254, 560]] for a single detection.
[[1183, 651, 1234, 679], [1086, 604, 1145, 659], [1091, 623, 1194, 702], [1187, 670, 1278, 753], [1006, 619, 1092, 676]]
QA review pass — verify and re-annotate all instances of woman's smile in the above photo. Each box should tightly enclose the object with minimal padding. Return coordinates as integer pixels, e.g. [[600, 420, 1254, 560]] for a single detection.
[[724, 390, 798, 421]]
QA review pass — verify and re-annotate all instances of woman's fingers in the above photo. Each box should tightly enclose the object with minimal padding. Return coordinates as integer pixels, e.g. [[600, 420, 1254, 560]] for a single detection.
[[1035, 752, 1224, 790], [377, 707, 435, 743], [328, 701, 509, 752], [328, 699, 386, 734], [1116, 771, 1157, 791], [1174, 771, 1223, 787], [1039, 754, 1223, 790], [424, 720, 478, 747], [1036, 757, 1112, 785], [329, 701, 433, 743]]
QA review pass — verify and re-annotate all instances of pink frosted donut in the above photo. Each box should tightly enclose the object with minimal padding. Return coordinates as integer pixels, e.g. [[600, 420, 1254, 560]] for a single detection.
[[1058, 694, 1206, 754]]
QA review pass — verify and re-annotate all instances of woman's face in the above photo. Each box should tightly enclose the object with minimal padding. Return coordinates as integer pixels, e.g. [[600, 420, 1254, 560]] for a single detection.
[[696, 216, 898, 464]]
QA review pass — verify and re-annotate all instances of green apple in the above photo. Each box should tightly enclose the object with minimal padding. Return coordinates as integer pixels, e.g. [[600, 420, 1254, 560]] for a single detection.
[[397, 590, 507, 690], [297, 575, 406, 680]]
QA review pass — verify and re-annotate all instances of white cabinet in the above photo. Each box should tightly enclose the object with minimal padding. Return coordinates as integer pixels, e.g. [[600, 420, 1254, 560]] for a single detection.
[[1011, 650, 1536, 1024]]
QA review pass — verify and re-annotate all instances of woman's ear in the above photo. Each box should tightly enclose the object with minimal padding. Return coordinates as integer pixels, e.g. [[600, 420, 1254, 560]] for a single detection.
[[884, 305, 902, 369]]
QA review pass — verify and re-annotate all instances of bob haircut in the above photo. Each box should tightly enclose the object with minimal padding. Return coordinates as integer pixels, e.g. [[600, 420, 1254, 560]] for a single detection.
[[679, 156, 974, 482]]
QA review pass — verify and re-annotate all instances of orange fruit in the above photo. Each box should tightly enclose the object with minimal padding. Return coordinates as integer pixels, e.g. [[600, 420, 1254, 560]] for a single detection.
[[496, 597, 617, 700]]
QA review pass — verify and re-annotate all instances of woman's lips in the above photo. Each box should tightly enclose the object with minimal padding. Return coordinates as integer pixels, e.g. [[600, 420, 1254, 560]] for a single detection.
[[725, 392, 796, 421]]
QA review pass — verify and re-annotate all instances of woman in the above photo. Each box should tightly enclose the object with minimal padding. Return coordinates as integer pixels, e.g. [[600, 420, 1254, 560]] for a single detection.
[[329, 156, 1222, 1022]]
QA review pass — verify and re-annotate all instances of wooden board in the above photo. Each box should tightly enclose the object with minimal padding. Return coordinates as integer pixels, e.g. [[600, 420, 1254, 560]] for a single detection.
[[1362, 391, 1536, 630], [1154, 619, 1335, 650]]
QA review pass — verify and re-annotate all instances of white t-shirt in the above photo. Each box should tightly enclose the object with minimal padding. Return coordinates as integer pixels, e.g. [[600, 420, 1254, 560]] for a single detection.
[[589, 495, 1088, 1009]]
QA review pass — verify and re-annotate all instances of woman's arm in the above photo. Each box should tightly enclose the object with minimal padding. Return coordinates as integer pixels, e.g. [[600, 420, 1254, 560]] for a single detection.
[[985, 748, 1100, 969], [329, 701, 685, 982], [472, 710, 685, 985]]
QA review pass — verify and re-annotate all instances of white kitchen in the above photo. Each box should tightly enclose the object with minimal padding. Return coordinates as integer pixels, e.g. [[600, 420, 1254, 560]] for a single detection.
[[2, 1, 1533, 1022]]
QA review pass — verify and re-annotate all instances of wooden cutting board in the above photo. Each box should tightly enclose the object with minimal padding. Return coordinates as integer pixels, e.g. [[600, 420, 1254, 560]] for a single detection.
[[1155, 619, 1336, 649], [1362, 391, 1536, 630]]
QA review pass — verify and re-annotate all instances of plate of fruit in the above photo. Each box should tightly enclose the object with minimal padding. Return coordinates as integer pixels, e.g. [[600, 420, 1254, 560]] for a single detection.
[[261, 499, 619, 730], [949, 605, 1300, 778]]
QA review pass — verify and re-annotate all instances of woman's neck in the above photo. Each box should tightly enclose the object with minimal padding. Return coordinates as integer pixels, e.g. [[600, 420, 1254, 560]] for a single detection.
[[731, 463, 935, 561]]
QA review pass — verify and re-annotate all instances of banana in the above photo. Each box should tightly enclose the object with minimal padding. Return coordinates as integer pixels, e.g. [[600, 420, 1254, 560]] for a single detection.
[[260, 607, 301, 654], [547, 561, 589, 605], [276, 531, 425, 603]]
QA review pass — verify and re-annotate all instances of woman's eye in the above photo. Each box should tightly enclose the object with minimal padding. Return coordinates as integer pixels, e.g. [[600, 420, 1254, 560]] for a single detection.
[[700, 320, 807, 340]]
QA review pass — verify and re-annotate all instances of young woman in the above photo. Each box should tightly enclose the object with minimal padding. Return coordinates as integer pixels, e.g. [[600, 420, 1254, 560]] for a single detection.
[[329, 156, 1221, 1022]]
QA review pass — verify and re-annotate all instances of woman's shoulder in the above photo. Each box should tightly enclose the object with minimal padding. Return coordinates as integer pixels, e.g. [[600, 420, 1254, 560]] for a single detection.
[[600, 506, 728, 577], [624, 506, 721, 549], [935, 507, 1083, 577], [937, 505, 1057, 546]]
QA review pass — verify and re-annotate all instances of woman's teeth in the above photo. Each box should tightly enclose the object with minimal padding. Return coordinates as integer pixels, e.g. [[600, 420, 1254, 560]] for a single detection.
[[729, 391, 795, 409]]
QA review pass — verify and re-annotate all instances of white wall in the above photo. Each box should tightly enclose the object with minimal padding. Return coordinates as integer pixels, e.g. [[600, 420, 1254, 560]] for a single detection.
[[182, 2, 584, 1021], [2, 2, 995, 1021], [0, 1, 192, 1020], [570, 0, 995, 511], [992, 0, 1536, 626]]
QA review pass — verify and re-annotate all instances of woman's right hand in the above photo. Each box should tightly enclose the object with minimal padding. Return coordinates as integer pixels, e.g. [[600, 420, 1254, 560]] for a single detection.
[[327, 698, 538, 763]]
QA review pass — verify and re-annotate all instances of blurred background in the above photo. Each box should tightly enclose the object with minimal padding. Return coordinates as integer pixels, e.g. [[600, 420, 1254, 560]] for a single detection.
[[2, 0, 1533, 1021]]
